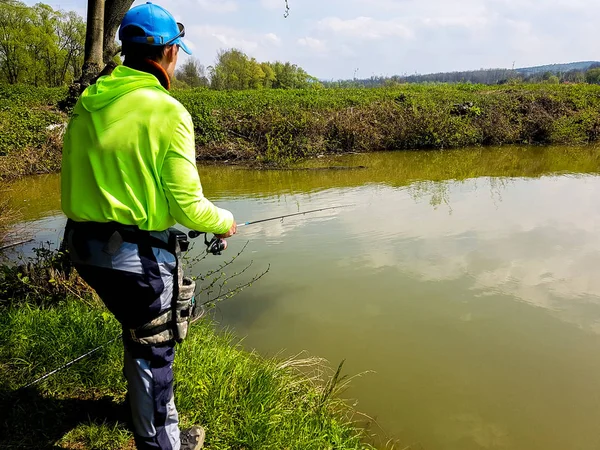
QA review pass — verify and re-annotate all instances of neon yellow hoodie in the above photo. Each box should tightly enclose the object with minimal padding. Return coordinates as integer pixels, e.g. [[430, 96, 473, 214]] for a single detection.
[[61, 65, 233, 234]]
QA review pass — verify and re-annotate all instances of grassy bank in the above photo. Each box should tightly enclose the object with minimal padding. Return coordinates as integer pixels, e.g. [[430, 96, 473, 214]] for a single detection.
[[3, 83, 600, 179], [0, 249, 375, 449], [0, 85, 66, 180]]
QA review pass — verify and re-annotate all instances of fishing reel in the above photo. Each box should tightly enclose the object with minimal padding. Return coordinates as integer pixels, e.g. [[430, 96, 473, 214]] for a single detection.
[[205, 234, 227, 255], [187, 205, 351, 256], [188, 230, 227, 256]]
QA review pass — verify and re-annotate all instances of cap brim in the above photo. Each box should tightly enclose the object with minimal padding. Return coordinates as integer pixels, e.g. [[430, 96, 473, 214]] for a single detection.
[[175, 38, 192, 55]]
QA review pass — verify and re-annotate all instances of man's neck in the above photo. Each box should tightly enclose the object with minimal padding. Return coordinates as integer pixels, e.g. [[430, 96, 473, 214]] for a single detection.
[[124, 58, 171, 90]]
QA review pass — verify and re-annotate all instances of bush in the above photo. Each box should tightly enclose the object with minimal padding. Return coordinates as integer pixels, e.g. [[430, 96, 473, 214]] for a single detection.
[[173, 84, 600, 162], [0, 244, 95, 307], [3, 83, 600, 173]]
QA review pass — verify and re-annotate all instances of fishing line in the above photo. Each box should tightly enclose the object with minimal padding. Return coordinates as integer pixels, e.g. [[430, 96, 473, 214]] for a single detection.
[[20, 335, 122, 390], [192, 204, 354, 255], [17, 205, 353, 390], [20, 305, 210, 391], [188, 204, 353, 239]]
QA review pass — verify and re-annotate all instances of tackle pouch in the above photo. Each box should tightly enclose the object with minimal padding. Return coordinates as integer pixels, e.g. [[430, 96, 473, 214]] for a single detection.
[[127, 227, 196, 346], [173, 276, 196, 343], [169, 228, 196, 343], [128, 310, 173, 346]]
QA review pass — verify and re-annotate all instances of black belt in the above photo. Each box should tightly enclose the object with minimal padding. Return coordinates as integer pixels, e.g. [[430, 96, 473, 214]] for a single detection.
[[66, 219, 194, 346], [65, 219, 173, 255]]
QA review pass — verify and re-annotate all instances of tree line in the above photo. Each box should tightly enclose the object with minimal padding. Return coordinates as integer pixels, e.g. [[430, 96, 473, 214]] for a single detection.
[[174, 49, 319, 90], [0, 0, 86, 86], [0, 1, 315, 90], [324, 65, 600, 88], [5, 1, 598, 91]]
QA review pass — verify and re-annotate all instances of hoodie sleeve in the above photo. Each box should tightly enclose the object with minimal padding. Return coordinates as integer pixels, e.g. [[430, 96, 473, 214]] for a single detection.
[[161, 113, 234, 234]]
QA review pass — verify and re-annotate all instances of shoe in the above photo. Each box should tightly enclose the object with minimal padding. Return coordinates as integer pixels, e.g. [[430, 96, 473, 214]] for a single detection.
[[180, 426, 206, 450]]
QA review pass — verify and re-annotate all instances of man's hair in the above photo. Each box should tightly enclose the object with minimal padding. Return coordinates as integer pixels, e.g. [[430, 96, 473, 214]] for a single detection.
[[121, 25, 167, 62]]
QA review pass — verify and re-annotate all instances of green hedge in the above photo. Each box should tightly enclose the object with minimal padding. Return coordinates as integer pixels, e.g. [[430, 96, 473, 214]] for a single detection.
[[2, 83, 600, 172]]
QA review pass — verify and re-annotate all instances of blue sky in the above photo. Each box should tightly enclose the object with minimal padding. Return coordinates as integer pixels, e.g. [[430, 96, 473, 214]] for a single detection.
[[29, 0, 600, 80]]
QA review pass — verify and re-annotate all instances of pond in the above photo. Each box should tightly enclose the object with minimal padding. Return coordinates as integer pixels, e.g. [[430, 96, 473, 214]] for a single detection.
[[4, 145, 600, 450]]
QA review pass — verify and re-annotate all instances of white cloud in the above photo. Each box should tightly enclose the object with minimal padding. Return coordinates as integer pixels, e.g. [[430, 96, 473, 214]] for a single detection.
[[352, 0, 406, 9], [188, 25, 284, 63], [259, 0, 282, 10], [26, 0, 600, 79], [193, 25, 259, 52], [264, 33, 282, 46], [196, 0, 239, 13], [297, 37, 327, 53], [317, 16, 414, 40], [421, 15, 489, 29]]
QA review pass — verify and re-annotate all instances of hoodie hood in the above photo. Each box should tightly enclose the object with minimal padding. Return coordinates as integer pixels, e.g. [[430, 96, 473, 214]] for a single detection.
[[80, 65, 169, 112]]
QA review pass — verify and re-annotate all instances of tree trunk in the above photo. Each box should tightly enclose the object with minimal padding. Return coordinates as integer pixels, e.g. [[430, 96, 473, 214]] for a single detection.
[[61, 0, 104, 108], [81, 0, 104, 85], [62, 0, 132, 109], [103, 0, 133, 65]]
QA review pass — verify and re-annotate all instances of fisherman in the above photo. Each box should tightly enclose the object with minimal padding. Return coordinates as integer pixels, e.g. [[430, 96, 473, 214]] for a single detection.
[[61, 3, 236, 449]]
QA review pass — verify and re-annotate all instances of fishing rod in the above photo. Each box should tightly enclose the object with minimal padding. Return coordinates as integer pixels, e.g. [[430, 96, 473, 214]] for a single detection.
[[189, 204, 353, 255], [21, 335, 122, 390], [20, 304, 209, 391], [17, 205, 351, 390], [0, 238, 34, 252]]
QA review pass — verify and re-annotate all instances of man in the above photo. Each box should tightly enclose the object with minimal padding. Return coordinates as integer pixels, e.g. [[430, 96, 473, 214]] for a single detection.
[[61, 3, 236, 449]]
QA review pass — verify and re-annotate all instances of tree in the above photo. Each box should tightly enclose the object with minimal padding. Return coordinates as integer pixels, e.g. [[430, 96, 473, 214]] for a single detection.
[[59, 12, 86, 83], [210, 49, 252, 90], [208, 49, 317, 91], [586, 68, 600, 84], [74, 0, 292, 97], [0, 1, 85, 86], [248, 58, 265, 89], [268, 61, 318, 89], [68, 0, 132, 98], [571, 71, 585, 84], [0, 0, 34, 84], [82, 0, 105, 83], [103, 0, 132, 64], [0, 1, 295, 90], [260, 62, 276, 88], [29, 4, 85, 87], [175, 58, 209, 88]]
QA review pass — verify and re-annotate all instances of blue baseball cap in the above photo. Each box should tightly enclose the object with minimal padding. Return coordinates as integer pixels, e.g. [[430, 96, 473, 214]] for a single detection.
[[119, 2, 192, 55]]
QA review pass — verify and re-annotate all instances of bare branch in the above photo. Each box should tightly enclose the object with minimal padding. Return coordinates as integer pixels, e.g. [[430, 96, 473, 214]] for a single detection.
[[284, 0, 290, 18], [201, 264, 271, 308], [190, 241, 250, 281]]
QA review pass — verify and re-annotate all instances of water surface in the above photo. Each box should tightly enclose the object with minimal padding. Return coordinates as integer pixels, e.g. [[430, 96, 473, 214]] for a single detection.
[[4, 146, 600, 450]]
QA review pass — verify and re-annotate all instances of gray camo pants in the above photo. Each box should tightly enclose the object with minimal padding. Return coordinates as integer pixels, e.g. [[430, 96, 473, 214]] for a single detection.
[[66, 226, 181, 450]]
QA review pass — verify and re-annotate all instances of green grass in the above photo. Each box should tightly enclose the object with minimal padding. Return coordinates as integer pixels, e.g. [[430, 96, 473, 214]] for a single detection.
[[0, 85, 66, 158], [57, 421, 133, 450], [0, 250, 377, 450], [173, 83, 600, 162], [3, 83, 600, 179], [175, 323, 370, 449]]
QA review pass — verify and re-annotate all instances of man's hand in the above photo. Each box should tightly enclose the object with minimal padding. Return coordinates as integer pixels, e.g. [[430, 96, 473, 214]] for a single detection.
[[215, 221, 237, 238]]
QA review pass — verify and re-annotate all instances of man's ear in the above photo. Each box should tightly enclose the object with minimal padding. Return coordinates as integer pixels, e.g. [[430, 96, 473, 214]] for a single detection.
[[164, 45, 178, 63]]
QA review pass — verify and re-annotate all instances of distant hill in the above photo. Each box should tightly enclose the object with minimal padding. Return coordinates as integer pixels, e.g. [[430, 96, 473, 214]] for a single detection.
[[516, 61, 600, 76], [324, 61, 600, 87]]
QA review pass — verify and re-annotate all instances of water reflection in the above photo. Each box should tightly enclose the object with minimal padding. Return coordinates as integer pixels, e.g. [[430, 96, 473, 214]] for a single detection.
[[342, 176, 600, 330], [4, 146, 600, 450]]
